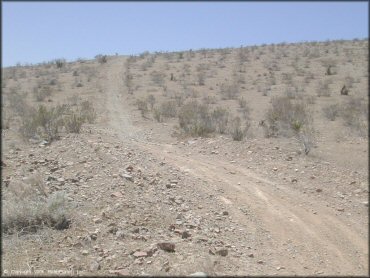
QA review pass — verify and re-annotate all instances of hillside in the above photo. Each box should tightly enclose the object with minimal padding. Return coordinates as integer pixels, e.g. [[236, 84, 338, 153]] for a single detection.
[[1, 39, 368, 276]]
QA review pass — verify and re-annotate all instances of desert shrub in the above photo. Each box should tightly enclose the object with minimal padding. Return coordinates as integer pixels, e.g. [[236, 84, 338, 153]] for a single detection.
[[20, 104, 69, 141], [197, 71, 206, 86], [151, 71, 165, 87], [80, 100, 97, 123], [202, 95, 217, 105], [178, 101, 215, 136], [230, 116, 247, 141], [220, 83, 239, 100], [265, 96, 314, 154], [64, 112, 85, 133], [265, 96, 312, 137], [316, 80, 331, 97], [322, 104, 340, 121], [173, 93, 185, 107], [211, 107, 229, 134], [160, 100, 177, 118], [33, 85, 52, 102], [3, 178, 71, 234], [340, 97, 368, 137], [153, 108, 163, 122], [238, 97, 247, 108], [136, 99, 149, 117], [55, 59, 66, 69], [95, 54, 107, 64], [147, 94, 156, 110]]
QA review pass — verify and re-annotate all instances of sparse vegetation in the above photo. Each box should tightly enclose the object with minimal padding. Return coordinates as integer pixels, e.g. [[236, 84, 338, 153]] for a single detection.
[[3, 174, 71, 234]]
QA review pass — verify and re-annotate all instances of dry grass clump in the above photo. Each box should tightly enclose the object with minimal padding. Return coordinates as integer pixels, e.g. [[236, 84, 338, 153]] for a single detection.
[[2, 173, 71, 235]]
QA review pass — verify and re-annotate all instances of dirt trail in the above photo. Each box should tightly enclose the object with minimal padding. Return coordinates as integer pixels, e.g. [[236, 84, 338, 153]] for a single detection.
[[102, 58, 368, 275]]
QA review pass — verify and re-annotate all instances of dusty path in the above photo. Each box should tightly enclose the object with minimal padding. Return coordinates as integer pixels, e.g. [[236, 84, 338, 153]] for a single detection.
[[101, 58, 368, 275]]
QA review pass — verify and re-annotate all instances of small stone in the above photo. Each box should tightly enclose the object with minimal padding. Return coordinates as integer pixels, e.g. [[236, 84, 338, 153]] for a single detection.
[[291, 178, 298, 183], [157, 242, 175, 252], [116, 230, 125, 238], [111, 192, 123, 198], [93, 218, 102, 224], [257, 260, 264, 264], [133, 251, 148, 258], [273, 167, 278, 171], [276, 266, 285, 270], [120, 173, 133, 181], [337, 208, 345, 212], [126, 165, 134, 172], [181, 231, 191, 239], [222, 211, 229, 216], [81, 250, 89, 255], [215, 248, 228, 257], [316, 188, 322, 193], [90, 261, 100, 271], [248, 253, 254, 258]]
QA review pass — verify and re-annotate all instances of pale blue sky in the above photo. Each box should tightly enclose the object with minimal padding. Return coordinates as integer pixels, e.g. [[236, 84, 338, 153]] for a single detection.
[[2, 2, 368, 67]]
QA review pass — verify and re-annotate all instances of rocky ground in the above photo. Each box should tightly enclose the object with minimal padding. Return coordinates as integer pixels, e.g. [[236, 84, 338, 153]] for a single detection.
[[1, 39, 368, 276]]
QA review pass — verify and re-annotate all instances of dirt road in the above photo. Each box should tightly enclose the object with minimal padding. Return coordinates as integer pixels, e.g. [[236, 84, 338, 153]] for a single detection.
[[102, 58, 368, 275]]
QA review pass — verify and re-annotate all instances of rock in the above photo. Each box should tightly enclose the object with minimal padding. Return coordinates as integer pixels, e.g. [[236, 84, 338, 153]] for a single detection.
[[111, 192, 123, 198], [222, 211, 229, 216], [291, 178, 298, 183], [362, 201, 369, 207], [81, 250, 89, 255], [316, 188, 322, 193], [157, 242, 175, 252], [126, 165, 134, 172], [337, 208, 345, 212], [248, 253, 254, 258], [116, 230, 125, 239], [181, 230, 191, 239], [257, 260, 264, 264], [120, 173, 133, 181], [189, 272, 207, 277], [276, 266, 285, 270], [90, 261, 100, 271], [93, 218, 102, 224], [215, 248, 228, 257], [273, 167, 278, 171], [133, 251, 148, 258]]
